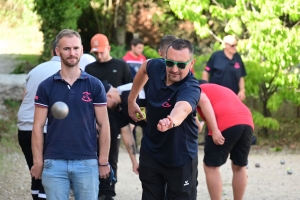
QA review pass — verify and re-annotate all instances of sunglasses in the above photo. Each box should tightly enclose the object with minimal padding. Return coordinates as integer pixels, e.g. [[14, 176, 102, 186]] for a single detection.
[[226, 43, 237, 47], [165, 58, 193, 69]]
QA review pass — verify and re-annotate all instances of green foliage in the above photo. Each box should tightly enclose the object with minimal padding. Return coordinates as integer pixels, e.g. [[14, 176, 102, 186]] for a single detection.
[[12, 54, 40, 74], [109, 44, 127, 59], [0, 100, 21, 146], [143, 46, 160, 59], [251, 110, 280, 130], [33, 0, 90, 61], [168, 0, 300, 135], [0, 0, 38, 28]]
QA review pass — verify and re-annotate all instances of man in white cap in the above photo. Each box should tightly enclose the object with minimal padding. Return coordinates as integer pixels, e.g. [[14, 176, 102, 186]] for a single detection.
[[202, 35, 246, 101]]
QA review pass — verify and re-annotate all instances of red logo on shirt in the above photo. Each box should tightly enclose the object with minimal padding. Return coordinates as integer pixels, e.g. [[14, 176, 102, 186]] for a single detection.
[[205, 66, 210, 71], [82, 92, 92, 102], [35, 96, 38, 100], [162, 99, 172, 108], [234, 62, 240, 69]]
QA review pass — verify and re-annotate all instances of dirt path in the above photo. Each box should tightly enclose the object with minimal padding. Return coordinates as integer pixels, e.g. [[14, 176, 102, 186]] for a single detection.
[[1, 146, 300, 200]]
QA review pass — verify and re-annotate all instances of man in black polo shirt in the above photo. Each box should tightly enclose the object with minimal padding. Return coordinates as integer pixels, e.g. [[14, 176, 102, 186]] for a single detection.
[[85, 33, 132, 200], [128, 39, 221, 199], [202, 35, 247, 101]]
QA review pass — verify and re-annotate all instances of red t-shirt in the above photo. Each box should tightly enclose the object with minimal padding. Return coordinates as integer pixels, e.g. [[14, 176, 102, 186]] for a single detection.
[[197, 84, 254, 135], [123, 51, 146, 63]]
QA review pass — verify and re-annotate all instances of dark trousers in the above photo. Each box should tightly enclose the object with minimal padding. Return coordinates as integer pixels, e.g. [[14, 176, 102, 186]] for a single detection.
[[139, 148, 198, 200], [99, 120, 120, 197], [18, 130, 46, 200]]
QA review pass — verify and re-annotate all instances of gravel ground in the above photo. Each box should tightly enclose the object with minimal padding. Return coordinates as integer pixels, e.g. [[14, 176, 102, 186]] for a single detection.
[[0, 146, 300, 200]]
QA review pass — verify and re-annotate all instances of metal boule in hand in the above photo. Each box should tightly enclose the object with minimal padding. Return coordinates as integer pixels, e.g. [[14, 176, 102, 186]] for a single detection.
[[51, 101, 69, 119]]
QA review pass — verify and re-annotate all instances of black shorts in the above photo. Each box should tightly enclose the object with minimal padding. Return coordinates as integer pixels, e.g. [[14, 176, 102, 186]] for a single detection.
[[139, 148, 198, 200], [203, 124, 253, 167]]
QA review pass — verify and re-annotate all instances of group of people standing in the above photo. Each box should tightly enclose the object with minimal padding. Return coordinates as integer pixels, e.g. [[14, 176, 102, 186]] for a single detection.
[[17, 28, 253, 200]]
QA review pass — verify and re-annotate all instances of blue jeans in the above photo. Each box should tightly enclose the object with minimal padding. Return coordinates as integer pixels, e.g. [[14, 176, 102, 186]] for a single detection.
[[42, 159, 99, 200]]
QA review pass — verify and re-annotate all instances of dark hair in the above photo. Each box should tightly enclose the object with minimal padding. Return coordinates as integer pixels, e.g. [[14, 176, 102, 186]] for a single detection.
[[166, 39, 194, 57], [130, 38, 144, 46], [198, 79, 208, 85], [52, 39, 58, 56], [159, 35, 178, 52]]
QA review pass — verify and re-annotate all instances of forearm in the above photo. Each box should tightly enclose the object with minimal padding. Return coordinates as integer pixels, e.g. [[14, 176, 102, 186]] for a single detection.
[[202, 71, 209, 81], [239, 77, 245, 92], [169, 101, 192, 127], [121, 125, 138, 164], [98, 122, 110, 165], [31, 126, 44, 165]]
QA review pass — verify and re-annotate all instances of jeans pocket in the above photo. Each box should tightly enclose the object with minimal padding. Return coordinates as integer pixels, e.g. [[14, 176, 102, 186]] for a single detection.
[[82, 159, 98, 167], [43, 159, 53, 169]]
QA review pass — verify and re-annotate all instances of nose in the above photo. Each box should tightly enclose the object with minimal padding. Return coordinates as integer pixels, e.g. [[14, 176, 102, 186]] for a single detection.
[[171, 64, 179, 72]]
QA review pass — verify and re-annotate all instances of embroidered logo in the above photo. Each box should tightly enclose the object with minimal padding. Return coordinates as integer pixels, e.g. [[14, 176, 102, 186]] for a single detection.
[[205, 66, 210, 71], [234, 62, 240, 69], [82, 92, 92, 102], [93, 40, 98, 46], [35, 95, 38, 100], [162, 99, 172, 108], [184, 180, 189, 186]]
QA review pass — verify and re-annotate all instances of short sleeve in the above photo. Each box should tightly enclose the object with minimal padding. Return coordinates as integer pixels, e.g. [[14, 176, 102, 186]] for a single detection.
[[205, 53, 215, 73], [91, 77, 107, 105], [35, 81, 49, 108], [176, 79, 201, 111]]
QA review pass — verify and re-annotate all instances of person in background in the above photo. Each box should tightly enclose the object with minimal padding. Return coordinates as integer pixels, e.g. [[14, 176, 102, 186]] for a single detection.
[[31, 29, 111, 200], [85, 33, 132, 200], [202, 35, 247, 101], [123, 38, 146, 78], [79, 53, 96, 71], [17, 39, 61, 200], [197, 80, 253, 200]]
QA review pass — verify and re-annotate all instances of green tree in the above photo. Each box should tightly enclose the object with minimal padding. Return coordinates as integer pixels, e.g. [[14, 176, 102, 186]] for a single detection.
[[33, 0, 89, 61], [168, 0, 300, 136]]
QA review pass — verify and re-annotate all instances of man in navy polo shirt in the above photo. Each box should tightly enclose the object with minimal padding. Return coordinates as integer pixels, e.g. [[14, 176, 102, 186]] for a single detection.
[[31, 29, 111, 200], [128, 39, 218, 199], [202, 35, 247, 101]]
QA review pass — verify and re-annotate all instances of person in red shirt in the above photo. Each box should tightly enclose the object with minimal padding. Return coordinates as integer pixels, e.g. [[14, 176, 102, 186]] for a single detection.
[[123, 38, 147, 78], [197, 80, 254, 200]]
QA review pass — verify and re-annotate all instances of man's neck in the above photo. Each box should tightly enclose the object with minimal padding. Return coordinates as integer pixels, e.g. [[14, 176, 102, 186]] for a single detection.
[[60, 66, 81, 86], [223, 50, 234, 60]]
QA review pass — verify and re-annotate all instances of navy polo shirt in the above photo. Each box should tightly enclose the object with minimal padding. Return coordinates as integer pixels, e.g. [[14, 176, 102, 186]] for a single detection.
[[35, 70, 107, 160], [142, 58, 200, 167], [114, 90, 147, 128], [205, 50, 246, 94]]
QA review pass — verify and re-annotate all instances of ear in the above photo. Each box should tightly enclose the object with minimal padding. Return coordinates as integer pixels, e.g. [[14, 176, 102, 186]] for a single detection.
[[55, 47, 60, 56], [189, 58, 196, 69], [158, 49, 163, 57]]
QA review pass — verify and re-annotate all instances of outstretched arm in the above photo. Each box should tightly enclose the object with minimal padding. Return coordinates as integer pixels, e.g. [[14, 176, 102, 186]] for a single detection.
[[157, 101, 192, 132]]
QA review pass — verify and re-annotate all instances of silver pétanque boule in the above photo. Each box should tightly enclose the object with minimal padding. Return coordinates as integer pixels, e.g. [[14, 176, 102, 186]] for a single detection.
[[51, 101, 69, 119], [280, 159, 285, 164]]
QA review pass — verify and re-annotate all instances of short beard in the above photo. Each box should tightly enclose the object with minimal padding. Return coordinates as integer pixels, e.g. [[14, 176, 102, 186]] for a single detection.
[[62, 57, 79, 68]]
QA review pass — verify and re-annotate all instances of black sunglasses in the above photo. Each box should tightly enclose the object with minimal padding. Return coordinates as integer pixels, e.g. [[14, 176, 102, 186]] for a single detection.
[[226, 43, 237, 47], [165, 58, 193, 69]]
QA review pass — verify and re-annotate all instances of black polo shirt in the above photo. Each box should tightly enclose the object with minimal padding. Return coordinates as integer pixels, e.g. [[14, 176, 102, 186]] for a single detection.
[[142, 58, 200, 167], [205, 50, 246, 94]]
